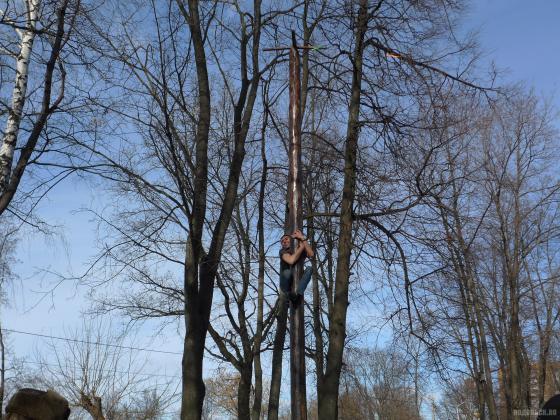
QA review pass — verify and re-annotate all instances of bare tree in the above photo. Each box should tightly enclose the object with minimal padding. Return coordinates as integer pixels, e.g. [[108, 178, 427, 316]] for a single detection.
[[0, 0, 79, 217], [276, 0, 492, 416], [397, 88, 560, 418], [62, 0, 285, 417], [0, 221, 20, 417], [32, 319, 178, 420], [340, 347, 422, 420], [437, 377, 480, 420], [202, 112, 278, 418], [480, 91, 559, 416], [315, 2, 369, 417], [31, 1, 531, 419]]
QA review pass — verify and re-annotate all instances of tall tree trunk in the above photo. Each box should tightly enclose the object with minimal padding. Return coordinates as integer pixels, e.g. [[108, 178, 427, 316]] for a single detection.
[[497, 145, 531, 416], [182, 284, 207, 419], [238, 364, 253, 420], [528, 260, 555, 408], [317, 1, 367, 417], [457, 275, 486, 419], [287, 30, 307, 420], [236, 206, 255, 420], [0, 0, 39, 192], [178, 0, 261, 416], [268, 193, 290, 420], [0, 323, 5, 420], [438, 140, 500, 419], [307, 92, 325, 407], [440, 169, 499, 419], [0, 0, 69, 215], [252, 91, 268, 420], [178, 0, 211, 417], [537, 332, 551, 406], [268, 300, 288, 420]]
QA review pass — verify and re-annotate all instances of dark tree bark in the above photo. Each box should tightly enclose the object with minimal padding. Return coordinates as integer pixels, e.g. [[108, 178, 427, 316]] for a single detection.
[[177, 0, 262, 417], [177, 1, 212, 417], [251, 82, 269, 420], [267, 299, 288, 420], [317, 0, 368, 417]]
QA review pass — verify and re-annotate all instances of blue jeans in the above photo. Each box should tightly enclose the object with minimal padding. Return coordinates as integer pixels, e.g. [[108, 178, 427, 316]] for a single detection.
[[280, 266, 312, 296]]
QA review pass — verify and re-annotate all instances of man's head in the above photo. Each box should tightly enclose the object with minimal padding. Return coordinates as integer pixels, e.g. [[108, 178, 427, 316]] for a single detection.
[[280, 234, 291, 249]]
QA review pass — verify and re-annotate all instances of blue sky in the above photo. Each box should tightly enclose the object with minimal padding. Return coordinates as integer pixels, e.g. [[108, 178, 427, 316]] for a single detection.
[[4, 0, 560, 412], [466, 0, 560, 97]]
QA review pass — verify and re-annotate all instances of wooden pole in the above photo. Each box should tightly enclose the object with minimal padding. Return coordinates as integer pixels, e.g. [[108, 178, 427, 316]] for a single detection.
[[287, 30, 307, 420]]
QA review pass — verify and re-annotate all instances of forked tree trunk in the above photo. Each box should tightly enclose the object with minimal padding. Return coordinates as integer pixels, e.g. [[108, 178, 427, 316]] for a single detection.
[[178, 0, 261, 417], [179, 0, 212, 416]]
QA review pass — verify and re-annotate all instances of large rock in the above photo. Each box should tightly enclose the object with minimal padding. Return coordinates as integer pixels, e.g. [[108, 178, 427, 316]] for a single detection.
[[538, 394, 560, 420], [5, 388, 70, 420]]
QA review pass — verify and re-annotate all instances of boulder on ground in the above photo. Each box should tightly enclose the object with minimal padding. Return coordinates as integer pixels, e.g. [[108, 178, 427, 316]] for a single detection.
[[5, 388, 70, 420]]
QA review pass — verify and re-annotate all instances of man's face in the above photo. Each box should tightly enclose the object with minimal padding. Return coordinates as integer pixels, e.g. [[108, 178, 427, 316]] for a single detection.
[[280, 235, 291, 248]]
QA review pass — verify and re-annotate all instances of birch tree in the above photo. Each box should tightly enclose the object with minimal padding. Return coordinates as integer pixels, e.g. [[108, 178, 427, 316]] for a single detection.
[[0, 0, 40, 191], [0, 0, 76, 217]]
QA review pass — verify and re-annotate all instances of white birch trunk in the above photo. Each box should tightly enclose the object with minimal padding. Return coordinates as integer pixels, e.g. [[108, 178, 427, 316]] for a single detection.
[[0, 0, 40, 192]]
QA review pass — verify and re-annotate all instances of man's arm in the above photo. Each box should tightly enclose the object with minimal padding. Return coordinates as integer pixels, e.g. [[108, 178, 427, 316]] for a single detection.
[[293, 229, 314, 258], [301, 238, 314, 258], [281, 243, 306, 265]]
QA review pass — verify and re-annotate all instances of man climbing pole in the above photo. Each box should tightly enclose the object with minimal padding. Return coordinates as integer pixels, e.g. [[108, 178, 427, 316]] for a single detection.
[[279, 229, 314, 304], [264, 29, 313, 419]]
